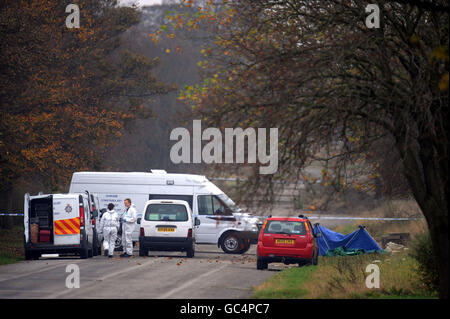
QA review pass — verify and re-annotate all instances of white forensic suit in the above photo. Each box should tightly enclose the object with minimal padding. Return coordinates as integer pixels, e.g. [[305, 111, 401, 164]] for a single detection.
[[99, 209, 119, 256], [122, 204, 137, 255]]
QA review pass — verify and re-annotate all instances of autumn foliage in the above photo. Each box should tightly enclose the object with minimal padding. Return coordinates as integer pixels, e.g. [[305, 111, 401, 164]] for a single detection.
[[160, 0, 448, 297], [0, 0, 171, 193]]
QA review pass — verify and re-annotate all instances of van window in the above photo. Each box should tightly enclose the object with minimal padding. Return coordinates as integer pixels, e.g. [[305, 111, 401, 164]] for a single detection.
[[145, 204, 188, 222], [197, 195, 233, 216], [265, 221, 307, 235]]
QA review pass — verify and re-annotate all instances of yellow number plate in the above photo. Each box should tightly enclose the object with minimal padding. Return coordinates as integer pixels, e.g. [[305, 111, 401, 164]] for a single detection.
[[158, 227, 175, 232], [275, 239, 294, 245]]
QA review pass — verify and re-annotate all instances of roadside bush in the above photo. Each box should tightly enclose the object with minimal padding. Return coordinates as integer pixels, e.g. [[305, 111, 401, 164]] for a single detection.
[[409, 232, 439, 293]]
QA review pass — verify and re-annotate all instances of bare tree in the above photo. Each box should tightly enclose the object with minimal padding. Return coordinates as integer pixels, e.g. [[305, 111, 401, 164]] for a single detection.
[[180, 0, 449, 297]]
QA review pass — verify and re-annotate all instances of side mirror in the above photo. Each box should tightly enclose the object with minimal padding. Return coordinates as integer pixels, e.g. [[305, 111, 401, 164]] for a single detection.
[[195, 217, 201, 226], [137, 218, 141, 224]]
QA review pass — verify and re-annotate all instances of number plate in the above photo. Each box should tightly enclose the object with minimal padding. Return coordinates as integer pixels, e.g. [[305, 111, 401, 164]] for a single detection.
[[158, 227, 175, 232], [275, 239, 294, 245]]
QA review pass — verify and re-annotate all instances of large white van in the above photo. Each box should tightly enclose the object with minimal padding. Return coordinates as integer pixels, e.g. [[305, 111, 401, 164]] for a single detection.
[[69, 170, 261, 254], [24, 192, 96, 259]]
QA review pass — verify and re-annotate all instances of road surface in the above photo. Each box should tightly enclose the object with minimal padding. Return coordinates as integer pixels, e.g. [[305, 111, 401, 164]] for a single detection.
[[0, 245, 281, 299]]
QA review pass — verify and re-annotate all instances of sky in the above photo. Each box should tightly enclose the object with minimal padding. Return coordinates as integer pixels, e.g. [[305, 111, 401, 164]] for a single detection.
[[120, 0, 164, 6]]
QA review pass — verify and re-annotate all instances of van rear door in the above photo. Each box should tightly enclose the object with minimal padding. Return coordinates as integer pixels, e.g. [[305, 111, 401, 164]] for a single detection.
[[24, 193, 30, 243], [53, 195, 80, 246], [143, 202, 191, 238]]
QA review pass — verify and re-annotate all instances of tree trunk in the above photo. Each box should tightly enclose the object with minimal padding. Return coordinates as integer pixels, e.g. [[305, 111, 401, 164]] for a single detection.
[[401, 142, 449, 298]]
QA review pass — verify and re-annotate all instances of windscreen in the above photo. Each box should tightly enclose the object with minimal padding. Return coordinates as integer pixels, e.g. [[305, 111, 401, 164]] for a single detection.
[[217, 193, 239, 211], [265, 220, 307, 235], [144, 204, 188, 222]]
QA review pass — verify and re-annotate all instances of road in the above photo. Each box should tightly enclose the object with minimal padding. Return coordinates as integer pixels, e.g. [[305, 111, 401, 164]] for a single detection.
[[0, 245, 281, 299]]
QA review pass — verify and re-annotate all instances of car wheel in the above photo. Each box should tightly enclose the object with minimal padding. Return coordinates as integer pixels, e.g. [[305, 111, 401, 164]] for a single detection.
[[139, 246, 148, 257], [220, 232, 242, 254], [257, 258, 268, 270]]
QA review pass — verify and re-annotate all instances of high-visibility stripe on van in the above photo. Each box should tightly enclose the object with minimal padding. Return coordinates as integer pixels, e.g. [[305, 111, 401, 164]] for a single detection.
[[54, 217, 80, 235]]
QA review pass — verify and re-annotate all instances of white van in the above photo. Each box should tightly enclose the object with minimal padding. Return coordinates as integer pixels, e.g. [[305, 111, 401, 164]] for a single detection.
[[24, 192, 96, 259], [139, 199, 199, 257], [69, 170, 261, 254]]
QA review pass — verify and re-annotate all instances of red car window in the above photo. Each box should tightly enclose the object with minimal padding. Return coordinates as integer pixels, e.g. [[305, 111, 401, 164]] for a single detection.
[[264, 220, 307, 235]]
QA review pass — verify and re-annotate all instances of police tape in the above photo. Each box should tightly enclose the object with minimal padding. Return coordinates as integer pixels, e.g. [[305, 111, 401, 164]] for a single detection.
[[306, 216, 421, 221], [259, 215, 422, 221], [1, 213, 421, 220]]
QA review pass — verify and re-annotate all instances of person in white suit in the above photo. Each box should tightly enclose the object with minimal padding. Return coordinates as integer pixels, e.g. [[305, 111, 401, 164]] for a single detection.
[[120, 198, 137, 257], [99, 203, 119, 258]]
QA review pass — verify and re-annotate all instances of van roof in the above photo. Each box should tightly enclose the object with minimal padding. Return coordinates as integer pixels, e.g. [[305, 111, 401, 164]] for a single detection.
[[70, 171, 210, 186], [29, 193, 86, 199]]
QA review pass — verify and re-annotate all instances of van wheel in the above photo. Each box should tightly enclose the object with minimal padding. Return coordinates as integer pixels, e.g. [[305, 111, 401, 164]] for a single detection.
[[92, 234, 98, 256], [220, 232, 242, 254], [80, 247, 88, 259], [25, 249, 33, 260], [97, 242, 102, 256], [25, 250, 38, 260], [80, 241, 89, 259], [239, 240, 251, 254], [186, 244, 195, 258]]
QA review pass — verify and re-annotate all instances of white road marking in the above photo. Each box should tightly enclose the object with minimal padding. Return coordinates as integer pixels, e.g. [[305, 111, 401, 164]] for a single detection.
[[157, 263, 228, 299], [0, 260, 82, 283], [46, 258, 157, 299]]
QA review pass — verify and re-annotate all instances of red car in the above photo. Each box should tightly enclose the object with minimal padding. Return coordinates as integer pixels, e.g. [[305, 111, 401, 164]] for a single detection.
[[256, 215, 319, 270]]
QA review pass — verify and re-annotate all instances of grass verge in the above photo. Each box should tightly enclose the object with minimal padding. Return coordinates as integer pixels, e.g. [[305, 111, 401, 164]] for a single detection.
[[0, 226, 24, 265], [253, 266, 314, 298], [252, 251, 438, 299]]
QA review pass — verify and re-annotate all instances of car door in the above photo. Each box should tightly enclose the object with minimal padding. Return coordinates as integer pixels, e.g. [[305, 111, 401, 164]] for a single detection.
[[195, 194, 236, 244]]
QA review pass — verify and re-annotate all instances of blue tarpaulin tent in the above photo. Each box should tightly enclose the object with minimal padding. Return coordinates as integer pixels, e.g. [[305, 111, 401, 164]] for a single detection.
[[313, 224, 382, 256]]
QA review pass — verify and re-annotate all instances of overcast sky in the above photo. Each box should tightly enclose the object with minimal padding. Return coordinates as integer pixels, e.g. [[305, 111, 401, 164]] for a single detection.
[[120, 0, 164, 6]]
